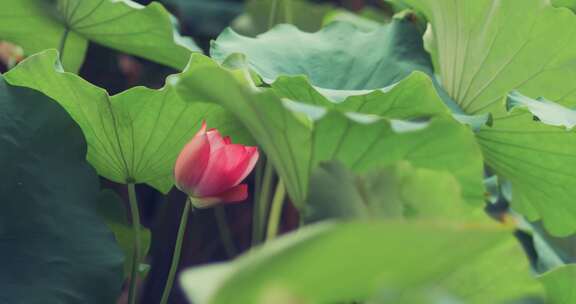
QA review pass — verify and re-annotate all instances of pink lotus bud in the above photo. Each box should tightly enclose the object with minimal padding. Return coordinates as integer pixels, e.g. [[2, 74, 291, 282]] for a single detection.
[[174, 122, 259, 208]]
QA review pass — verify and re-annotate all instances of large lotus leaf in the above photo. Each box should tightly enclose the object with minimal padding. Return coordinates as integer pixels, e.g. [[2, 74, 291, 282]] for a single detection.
[[476, 93, 576, 236], [271, 71, 450, 117], [403, 0, 576, 114], [0, 77, 123, 303], [538, 264, 576, 303], [211, 15, 432, 90], [0, 0, 200, 72], [175, 63, 485, 207], [180, 220, 539, 304], [304, 164, 541, 304], [5, 50, 247, 193]]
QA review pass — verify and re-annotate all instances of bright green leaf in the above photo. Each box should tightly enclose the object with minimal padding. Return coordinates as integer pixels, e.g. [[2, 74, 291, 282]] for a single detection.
[[404, 0, 576, 236], [0, 76, 123, 303], [403, 0, 576, 113], [0, 0, 200, 72], [476, 95, 576, 236], [5, 50, 246, 193], [180, 220, 531, 304]]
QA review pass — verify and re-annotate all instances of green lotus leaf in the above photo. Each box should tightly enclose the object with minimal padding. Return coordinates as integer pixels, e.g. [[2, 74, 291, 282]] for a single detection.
[[403, 0, 576, 113], [0, 0, 200, 72], [211, 15, 432, 90], [477, 93, 576, 236], [5, 50, 246, 193], [404, 0, 576, 236], [180, 220, 540, 304]]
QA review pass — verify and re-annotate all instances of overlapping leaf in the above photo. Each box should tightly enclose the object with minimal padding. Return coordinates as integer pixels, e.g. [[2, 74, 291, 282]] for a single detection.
[[403, 0, 576, 236], [0, 77, 123, 303], [476, 94, 576, 236], [0, 0, 200, 72], [175, 63, 485, 207], [211, 15, 432, 89], [404, 0, 576, 113], [180, 220, 540, 304], [5, 50, 247, 193], [538, 264, 576, 303]]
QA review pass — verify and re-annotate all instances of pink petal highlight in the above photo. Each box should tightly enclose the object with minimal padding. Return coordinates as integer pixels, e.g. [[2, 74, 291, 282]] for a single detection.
[[228, 146, 259, 187], [194, 144, 258, 197], [173, 124, 210, 195], [206, 129, 227, 151]]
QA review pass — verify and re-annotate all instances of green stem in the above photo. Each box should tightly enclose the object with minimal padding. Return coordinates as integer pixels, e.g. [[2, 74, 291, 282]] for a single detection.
[[283, 0, 293, 24], [127, 183, 141, 304], [266, 180, 286, 241], [215, 206, 237, 257], [58, 27, 70, 64], [159, 198, 192, 304], [268, 0, 279, 29], [252, 162, 274, 246]]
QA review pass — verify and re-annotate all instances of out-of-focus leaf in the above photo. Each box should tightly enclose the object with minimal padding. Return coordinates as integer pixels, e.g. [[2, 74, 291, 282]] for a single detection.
[[551, 0, 576, 11], [538, 264, 576, 303], [233, 0, 333, 36], [180, 220, 539, 304], [323, 8, 389, 32], [0, 76, 123, 303], [304, 161, 473, 223], [0, 0, 200, 72], [5, 50, 247, 193]]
